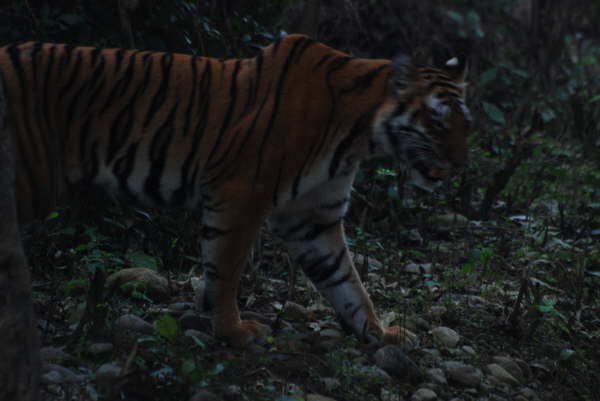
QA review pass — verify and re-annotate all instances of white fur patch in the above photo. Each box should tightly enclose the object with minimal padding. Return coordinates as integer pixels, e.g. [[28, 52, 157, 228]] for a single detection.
[[446, 57, 459, 67], [426, 94, 450, 118]]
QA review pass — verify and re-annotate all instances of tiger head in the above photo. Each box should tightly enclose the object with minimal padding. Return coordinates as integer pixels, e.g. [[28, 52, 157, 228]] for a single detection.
[[373, 55, 471, 192]]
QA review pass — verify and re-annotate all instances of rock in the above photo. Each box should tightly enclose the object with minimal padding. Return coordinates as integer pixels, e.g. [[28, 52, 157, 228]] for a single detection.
[[281, 301, 313, 321], [40, 346, 73, 363], [95, 363, 122, 392], [431, 327, 460, 348], [411, 388, 437, 401], [355, 365, 392, 382], [179, 311, 211, 331], [106, 267, 170, 301], [320, 377, 341, 391], [461, 345, 476, 356], [350, 252, 384, 270], [374, 345, 424, 383], [184, 329, 213, 346], [486, 364, 519, 386], [404, 263, 433, 274], [189, 390, 222, 401], [426, 368, 447, 385], [381, 388, 402, 401], [492, 356, 524, 383], [169, 302, 195, 312], [429, 213, 469, 230], [518, 387, 538, 400], [306, 394, 337, 401], [223, 385, 242, 398], [42, 364, 87, 383], [319, 328, 344, 340], [428, 306, 447, 320], [442, 361, 483, 387], [114, 314, 154, 335], [88, 342, 114, 356]]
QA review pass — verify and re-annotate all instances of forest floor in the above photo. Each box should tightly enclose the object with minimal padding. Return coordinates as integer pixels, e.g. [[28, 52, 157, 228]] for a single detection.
[[28, 193, 600, 401]]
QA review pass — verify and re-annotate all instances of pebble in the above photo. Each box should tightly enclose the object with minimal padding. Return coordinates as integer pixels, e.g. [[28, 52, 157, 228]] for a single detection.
[[486, 363, 519, 386], [178, 311, 212, 331], [431, 326, 460, 348], [427, 368, 447, 385], [411, 388, 437, 401], [88, 342, 114, 356], [114, 314, 154, 335], [492, 356, 525, 382], [281, 301, 313, 321], [404, 263, 433, 274], [95, 363, 122, 392], [106, 267, 170, 301], [319, 328, 344, 339], [40, 346, 73, 363], [306, 394, 337, 401], [42, 364, 86, 383], [374, 345, 424, 383], [189, 390, 222, 401], [442, 361, 483, 387], [320, 377, 341, 391]]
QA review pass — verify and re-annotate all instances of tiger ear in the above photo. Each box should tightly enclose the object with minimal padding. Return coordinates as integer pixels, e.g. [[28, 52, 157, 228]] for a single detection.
[[390, 55, 420, 95], [444, 55, 468, 84]]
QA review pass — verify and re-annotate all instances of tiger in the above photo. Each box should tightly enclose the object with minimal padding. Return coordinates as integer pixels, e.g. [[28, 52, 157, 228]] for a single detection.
[[0, 33, 469, 397]]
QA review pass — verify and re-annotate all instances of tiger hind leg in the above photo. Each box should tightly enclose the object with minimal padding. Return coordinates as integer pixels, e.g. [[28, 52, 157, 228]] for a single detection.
[[200, 200, 271, 347]]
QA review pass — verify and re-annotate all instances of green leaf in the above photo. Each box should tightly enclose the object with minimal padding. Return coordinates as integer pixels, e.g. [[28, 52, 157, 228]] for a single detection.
[[478, 68, 497, 87], [128, 252, 159, 270], [445, 10, 464, 24], [467, 11, 484, 38], [540, 109, 557, 123], [481, 101, 506, 124], [156, 314, 178, 340], [590, 94, 600, 103], [46, 211, 60, 220]]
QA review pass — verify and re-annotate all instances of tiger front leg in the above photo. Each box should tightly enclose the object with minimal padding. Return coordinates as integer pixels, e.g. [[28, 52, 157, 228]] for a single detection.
[[200, 203, 271, 347], [271, 214, 416, 347]]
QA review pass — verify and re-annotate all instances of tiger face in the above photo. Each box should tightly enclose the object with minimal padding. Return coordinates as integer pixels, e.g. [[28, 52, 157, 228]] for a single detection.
[[373, 55, 470, 191]]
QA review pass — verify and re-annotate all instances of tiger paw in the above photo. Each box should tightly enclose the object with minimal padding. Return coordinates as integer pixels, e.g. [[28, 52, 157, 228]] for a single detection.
[[217, 320, 271, 348], [383, 325, 419, 349]]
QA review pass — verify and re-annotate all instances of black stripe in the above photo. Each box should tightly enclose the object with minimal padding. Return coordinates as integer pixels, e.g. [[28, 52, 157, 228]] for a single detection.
[[300, 219, 340, 242], [201, 225, 232, 240], [323, 270, 352, 289], [340, 65, 387, 95], [182, 55, 198, 137], [144, 52, 173, 127], [329, 112, 372, 178], [253, 38, 306, 185], [171, 60, 212, 205], [319, 197, 349, 210], [292, 37, 316, 63], [58, 48, 82, 100], [205, 59, 241, 170], [84, 54, 107, 114], [303, 249, 346, 283], [113, 142, 140, 203], [272, 155, 285, 207], [99, 50, 140, 115], [144, 104, 178, 205], [314, 54, 332, 70], [114, 48, 126, 73], [105, 98, 136, 164]]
